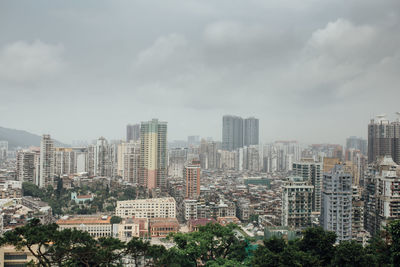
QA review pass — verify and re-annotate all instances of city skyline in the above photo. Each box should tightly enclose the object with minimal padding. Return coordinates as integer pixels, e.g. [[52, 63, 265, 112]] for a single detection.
[[1, 1, 400, 144]]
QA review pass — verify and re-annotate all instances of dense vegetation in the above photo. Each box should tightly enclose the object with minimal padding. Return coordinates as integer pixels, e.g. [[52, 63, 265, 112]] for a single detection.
[[22, 181, 139, 215], [1, 219, 400, 266]]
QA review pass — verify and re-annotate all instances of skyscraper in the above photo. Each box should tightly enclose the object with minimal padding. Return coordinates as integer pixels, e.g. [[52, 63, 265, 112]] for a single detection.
[[139, 119, 167, 190], [183, 159, 201, 199], [126, 124, 140, 142], [123, 141, 140, 184], [16, 150, 36, 183], [39, 134, 55, 188], [368, 116, 400, 164], [321, 164, 352, 242], [222, 115, 243, 151], [244, 117, 259, 146], [292, 159, 323, 213], [94, 137, 110, 177]]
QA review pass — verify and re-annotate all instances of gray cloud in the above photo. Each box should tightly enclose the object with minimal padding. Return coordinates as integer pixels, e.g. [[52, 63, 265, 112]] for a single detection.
[[0, 0, 400, 144], [0, 40, 64, 83]]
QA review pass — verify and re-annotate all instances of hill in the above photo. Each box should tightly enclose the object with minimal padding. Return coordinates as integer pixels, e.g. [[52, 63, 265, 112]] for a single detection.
[[0, 126, 66, 149]]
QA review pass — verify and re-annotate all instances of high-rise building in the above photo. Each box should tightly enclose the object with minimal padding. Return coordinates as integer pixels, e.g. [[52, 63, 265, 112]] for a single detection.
[[222, 115, 259, 151], [139, 119, 168, 190], [282, 176, 313, 229], [183, 159, 201, 199], [244, 117, 259, 146], [94, 137, 110, 177], [368, 117, 400, 164], [292, 159, 323, 213], [364, 155, 400, 235], [123, 141, 140, 184], [16, 150, 36, 183], [39, 134, 55, 188], [168, 148, 188, 178], [222, 115, 243, 151], [54, 148, 75, 176], [199, 140, 218, 170], [126, 124, 140, 142], [321, 164, 352, 242], [0, 141, 8, 162], [346, 136, 367, 156]]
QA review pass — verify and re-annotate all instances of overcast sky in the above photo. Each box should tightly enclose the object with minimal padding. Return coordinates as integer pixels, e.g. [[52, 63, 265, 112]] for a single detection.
[[0, 0, 399, 145]]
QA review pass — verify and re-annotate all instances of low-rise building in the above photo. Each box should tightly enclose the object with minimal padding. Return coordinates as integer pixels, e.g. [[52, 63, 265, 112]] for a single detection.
[[0, 245, 38, 267], [183, 199, 198, 221], [188, 218, 216, 232], [116, 197, 176, 219], [71, 192, 94, 204], [57, 216, 112, 238], [149, 218, 179, 237], [115, 217, 149, 241]]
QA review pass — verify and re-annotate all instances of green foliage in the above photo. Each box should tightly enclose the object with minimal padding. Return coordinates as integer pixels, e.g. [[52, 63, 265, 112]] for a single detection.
[[387, 219, 400, 265], [167, 223, 248, 266], [332, 240, 371, 267], [110, 216, 122, 224], [3, 220, 400, 267], [298, 226, 336, 266]]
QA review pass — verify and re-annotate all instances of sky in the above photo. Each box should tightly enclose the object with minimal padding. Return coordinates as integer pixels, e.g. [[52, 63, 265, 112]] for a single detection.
[[0, 0, 400, 145]]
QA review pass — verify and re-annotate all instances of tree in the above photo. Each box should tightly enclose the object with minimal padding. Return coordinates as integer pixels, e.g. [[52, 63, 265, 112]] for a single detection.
[[0, 218, 125, 267], [332, 240, 371, 267], [110, 216, 122, 224], [365, 234, 391, 266], [387, 220, 400, 266], [22, 182, 43, 198], [168, 223, 248, 266], [125, 237, 150, 267], [298, 226, 336, 266]]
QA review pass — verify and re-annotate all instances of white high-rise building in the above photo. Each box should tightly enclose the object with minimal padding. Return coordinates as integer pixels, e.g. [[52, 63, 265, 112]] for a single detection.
[[39, 135, 55, 188], [321, 164, 352, 242]]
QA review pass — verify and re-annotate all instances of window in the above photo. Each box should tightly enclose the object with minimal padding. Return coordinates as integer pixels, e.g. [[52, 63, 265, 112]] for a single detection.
[[4, 254, 28, 260]]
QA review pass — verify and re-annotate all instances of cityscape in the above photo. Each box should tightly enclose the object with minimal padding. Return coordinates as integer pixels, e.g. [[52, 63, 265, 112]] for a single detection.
[[1, 0, 400, 266], [0, 114, 400, 265]]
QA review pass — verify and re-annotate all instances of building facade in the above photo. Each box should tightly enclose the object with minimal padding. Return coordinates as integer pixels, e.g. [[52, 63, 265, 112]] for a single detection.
[[38, 134, 55, 188], [126, 124, 140, 142], [292, 159, 323, 213], [139, 119, 168, 190], [368, 117, 400, 164], [184, 159, 201, 199], [281, 177, 313, 229], [244, 117, 259, 147], [116, 197, 176, 219], [222, 115, 243, 151], [321, 164, 352, 242]]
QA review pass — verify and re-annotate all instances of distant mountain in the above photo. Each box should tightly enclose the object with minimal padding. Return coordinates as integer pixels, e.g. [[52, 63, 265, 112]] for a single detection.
[[0, 126, 67, 149]]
